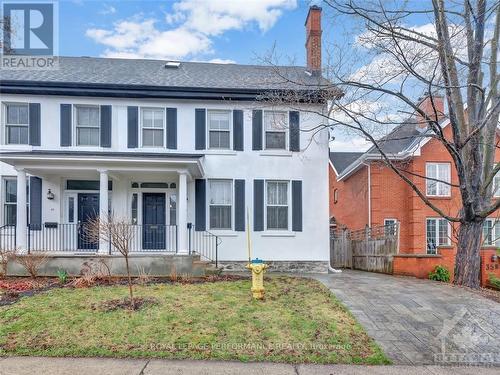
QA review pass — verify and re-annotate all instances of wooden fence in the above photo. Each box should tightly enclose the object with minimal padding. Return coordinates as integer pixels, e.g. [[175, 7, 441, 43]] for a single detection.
[[330, 223, 400, 274]]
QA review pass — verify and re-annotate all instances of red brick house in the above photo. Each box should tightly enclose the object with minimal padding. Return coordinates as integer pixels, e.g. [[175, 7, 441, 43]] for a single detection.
[[329, 95, 500, 285]]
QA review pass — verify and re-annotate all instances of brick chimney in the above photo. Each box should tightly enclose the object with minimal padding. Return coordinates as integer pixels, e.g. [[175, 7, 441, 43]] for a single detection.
[[417, 92, 445, 129], [305, 5, 322, 75]]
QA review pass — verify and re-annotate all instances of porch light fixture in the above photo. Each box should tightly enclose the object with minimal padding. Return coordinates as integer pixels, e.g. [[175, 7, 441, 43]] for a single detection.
[[46, 189, 55, 200]]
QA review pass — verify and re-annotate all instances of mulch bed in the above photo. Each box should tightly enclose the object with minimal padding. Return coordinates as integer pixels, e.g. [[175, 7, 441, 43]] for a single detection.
[[91, 297, 159, 312], [0, 274, 249, 306]]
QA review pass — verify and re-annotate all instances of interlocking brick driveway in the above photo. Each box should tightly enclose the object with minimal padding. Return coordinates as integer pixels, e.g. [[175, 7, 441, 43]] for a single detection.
[[313, 271, 500, 366]]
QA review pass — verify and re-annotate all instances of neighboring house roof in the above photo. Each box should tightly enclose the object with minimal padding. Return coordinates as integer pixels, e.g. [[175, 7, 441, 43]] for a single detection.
[[0, 57, 337, 100], [329, 152, 364, 175]]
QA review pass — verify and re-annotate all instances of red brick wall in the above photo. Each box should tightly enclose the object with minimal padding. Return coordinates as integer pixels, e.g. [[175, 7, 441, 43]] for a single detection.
[[329, 164, 369, 229], [480, 249, 500, 286], [393, 246, 456, 281]]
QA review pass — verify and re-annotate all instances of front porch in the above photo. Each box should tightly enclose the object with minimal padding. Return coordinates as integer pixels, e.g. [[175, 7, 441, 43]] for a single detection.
[[0, 151, 219, 265]]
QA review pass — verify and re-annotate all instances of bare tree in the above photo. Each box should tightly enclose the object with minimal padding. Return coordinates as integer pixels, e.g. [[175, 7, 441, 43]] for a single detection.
[[265, 0, 499, 288], [85, 215, 136, 308]]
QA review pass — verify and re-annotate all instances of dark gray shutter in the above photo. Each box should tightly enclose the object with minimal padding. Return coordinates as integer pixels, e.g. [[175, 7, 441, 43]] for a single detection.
[[195, 179, 206, 231], [289, 111, 300, 152], [195, 108, 206, 150], [234, 179, 245, 231], [29, 176, 42, 230], [100, 105, 112, 148], [166, 108, 177, 149], [292, 180, 303, 232], [127, 106, 138, 148], [233, 110, 244, 151], [252, 110, 263, 150], [253, 179, 264, 231], [29, 103, 41, 146], [60, 104, 72, 147]]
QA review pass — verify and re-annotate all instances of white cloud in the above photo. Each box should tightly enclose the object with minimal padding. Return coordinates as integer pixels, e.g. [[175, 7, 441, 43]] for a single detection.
[[86, 0, 296, 60], [99, 4, 116, 16], [330, 137, 372, 152], [207, 58, 236, 64]]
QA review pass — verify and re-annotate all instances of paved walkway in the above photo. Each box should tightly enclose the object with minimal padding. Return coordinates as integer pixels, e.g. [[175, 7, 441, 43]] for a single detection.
[[1, 357, 499, 375], [313, 271, 500, 366]]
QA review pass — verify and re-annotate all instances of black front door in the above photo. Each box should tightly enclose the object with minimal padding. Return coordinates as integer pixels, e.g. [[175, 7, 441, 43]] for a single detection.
[[142, 193, 166, 250], [78, 193, 99, 250]]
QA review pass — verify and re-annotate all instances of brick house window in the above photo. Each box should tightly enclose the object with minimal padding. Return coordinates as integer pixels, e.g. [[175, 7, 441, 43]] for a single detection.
[[493, 172, 500, 197], [483, 219, 500, 246], [426, 218, 450, 254], [426, 163, 451, 197]]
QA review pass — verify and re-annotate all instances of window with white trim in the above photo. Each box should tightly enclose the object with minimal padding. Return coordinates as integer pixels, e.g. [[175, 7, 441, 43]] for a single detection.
[[266, 181, 289, 230], [426, 218, 450, 254], [3, 178, 29, 226], [208, 110, 231, 149], [208, 180, 232, 230], [141, 108, 165, 147], [384, 218, 397, 236], [5, 103, 29, 145], [264, 111, 287, 150], [75, 105, 100, 146], [483, 219, 500, 246], [493, 171, 500, 197], [426, 163, 451, 196]]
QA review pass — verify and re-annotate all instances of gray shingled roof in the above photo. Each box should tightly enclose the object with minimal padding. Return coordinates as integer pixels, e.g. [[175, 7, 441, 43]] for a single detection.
[[0, 56, 330, 91], [329, 152, 364, 174], [365, 117, 422, 155]]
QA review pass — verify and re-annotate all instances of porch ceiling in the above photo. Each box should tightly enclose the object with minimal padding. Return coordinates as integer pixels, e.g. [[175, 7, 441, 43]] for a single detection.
[[0, 150, 205, 179]]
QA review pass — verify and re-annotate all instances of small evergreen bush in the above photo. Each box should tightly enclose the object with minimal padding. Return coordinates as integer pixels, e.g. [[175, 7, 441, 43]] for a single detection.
[[429, 265, 451, 282]]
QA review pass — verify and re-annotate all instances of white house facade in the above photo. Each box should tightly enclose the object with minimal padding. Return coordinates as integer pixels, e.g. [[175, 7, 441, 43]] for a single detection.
[[0, 6, 332, 270]]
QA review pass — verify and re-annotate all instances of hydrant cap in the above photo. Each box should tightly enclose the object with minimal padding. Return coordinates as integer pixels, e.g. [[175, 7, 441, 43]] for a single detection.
[[251, 258, 263, 264]]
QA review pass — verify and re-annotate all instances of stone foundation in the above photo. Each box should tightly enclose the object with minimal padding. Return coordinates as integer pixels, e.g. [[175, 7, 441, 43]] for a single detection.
[[219, 261, 328, 273]]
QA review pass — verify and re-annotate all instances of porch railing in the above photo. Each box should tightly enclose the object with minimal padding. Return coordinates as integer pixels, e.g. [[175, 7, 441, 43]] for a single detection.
[[187, 223, 220, 267], [22, 223, 178, 253], [0, 225, 16, 251]]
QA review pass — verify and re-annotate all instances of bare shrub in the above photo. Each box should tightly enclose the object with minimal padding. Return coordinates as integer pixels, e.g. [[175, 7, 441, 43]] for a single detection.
[[136, 265, 151, 285], [85, 215, 136, 308], [170, 264, 178, 282], [14, 252, 48, 279], [0, 248, 14, 278]]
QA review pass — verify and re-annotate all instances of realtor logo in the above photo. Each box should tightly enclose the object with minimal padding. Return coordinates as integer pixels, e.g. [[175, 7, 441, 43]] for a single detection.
[[1, 1, 58, 69], [3, 1, 54, 55]]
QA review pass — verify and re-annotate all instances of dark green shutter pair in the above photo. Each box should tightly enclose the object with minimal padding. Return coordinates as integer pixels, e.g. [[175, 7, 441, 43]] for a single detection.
[[253, 180, 302, 232], [194, 179, 246, 232], [127, 106, 177, 149], [252, 110, 300, 151], [60, 104, 112, 147], [194, 179, 302, 232], [195, 108, 244, 151]]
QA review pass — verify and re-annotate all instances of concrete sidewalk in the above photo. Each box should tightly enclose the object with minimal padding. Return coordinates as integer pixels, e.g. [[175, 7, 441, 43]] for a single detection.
[[0, 357, 499, 375]]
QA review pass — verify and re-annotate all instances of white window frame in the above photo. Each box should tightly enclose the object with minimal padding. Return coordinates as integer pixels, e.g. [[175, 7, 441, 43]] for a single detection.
[[493, 171, 500, 198], [74, 105, 101, 147], [207, 110, 231, 150], [3, 102, 29, 145], [208, 179, 233, 230], [263, 110, 288, 150], [265, 180, 290, 231], [426, 217, 450, 254], [483, 218, 500, 247], [140, 107, 165, 148], [426, 162, 451, 197], [384, 218, 398, 236], [2, 176, 29, 227]]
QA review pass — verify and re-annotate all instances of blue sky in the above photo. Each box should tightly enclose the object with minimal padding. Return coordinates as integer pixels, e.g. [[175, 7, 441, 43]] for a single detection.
[[60, 0, 323, 65]]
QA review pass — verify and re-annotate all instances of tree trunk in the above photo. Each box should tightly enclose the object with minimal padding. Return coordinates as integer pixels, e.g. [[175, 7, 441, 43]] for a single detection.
[[454, 220, 483, 288], [124, 255, 135, 309]]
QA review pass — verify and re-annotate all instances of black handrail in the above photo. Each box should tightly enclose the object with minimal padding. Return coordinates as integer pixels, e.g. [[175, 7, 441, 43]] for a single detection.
[[187, 223, 221, 268]]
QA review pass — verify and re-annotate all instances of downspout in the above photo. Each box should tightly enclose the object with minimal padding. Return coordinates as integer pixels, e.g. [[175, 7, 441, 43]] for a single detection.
[[363, 162, 372, 227]]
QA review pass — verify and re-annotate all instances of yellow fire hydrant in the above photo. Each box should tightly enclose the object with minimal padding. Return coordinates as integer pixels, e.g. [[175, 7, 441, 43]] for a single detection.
[[246, 258, 268, 300]]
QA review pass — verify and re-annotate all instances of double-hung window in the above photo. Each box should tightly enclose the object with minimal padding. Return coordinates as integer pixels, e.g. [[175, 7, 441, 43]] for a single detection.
[[264, 111, 287, 150], [141, 108, 165, 147], [3, 178, 29, 226], [209, 180, 232, 230], [75, 105, 100, 146], [5, 103, 29, 145], [384, 218, 397, 236], [266, 181, 289, 230], [426, 218, 450, 254], [426, 163, 451, 197], [208, 110, 230, 149], [483, 219, 500, 246]]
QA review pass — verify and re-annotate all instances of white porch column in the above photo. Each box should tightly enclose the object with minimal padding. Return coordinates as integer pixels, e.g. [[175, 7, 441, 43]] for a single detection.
[[98, 169, 109, 254], [177, 172, 188, 254], [15, 168, 27, 253]]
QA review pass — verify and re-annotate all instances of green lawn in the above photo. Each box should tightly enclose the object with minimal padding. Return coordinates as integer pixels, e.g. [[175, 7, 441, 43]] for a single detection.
[[0, 276, 389, 364]]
